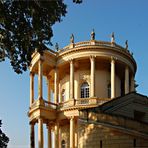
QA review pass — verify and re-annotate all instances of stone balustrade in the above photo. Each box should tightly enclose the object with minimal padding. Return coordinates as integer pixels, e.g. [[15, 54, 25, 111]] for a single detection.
[[30, 98, 111, 111], [55, 40, 134, 58]]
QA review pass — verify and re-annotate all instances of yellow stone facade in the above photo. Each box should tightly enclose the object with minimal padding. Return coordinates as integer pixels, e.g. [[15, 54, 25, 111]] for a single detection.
[[28, 36, 148, 148]]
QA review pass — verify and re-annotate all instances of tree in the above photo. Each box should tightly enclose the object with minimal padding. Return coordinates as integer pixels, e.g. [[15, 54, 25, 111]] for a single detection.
[[0, 0, 82, 74], [0, 120, 9, 148]]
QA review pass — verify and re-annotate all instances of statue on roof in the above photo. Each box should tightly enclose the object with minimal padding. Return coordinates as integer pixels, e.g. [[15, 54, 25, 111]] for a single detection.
[[91, 29, 95, 40], [70, 34, 74, 44], [111, 32, 115, 43], [55, 42, 59, 51], [125, 40, 128, 49]]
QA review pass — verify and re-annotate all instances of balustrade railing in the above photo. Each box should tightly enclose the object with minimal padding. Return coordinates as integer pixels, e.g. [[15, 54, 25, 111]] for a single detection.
[[30, 98, 111, 110], [57, 40, 133, 57], [30, 99, 58, 110], [58, 100, 72, 108], [75, 98, 111, 106], [44, 100, 58, 109], [74, 41, 91, 47], [31, 100, 38, 108]]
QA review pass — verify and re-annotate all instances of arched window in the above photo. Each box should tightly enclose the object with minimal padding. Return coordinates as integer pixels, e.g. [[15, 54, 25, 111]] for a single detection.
[[61, 140, 66, 148], [61, 89, 66, 102], [107, 83, 111, 98], [81, 82, 89, 98]]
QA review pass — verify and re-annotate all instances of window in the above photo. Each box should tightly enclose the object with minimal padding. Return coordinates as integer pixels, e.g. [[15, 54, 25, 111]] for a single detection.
[[61, 140, 66, 148], [107, 83, 111, 98], [62, 89, 66, 102], [81, 82, 89, 98]]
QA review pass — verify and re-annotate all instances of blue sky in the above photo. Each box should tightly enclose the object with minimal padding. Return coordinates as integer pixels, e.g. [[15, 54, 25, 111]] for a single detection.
[[0, 0, 148, 147]]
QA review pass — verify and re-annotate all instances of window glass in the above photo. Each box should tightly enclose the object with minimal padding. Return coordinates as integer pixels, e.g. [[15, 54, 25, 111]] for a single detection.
[[61, 140, 66, 148], [81, 82, 89, 98]]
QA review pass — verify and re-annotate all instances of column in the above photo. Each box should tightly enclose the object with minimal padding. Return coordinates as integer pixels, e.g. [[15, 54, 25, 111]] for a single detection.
[[70, 117, 75, 148], [30, 72, 34, 107], [54, 68, 58, 103], [111, 57, 116, 98], [59, 82, 61, 102], [54, 122, 59, 148], [38, 59, 43, 99], [90, 56, 95, 97], [75, 118, 78, 148], [30, 123, 35, 148], [70, 59, 74, 99], [130, 74, 135, 92], [59, 127, 61, 148], [125, 66, 129, 94], [47, 124, 52, 148], [47, 76, 51, 102], [38, 118, 44, 148]]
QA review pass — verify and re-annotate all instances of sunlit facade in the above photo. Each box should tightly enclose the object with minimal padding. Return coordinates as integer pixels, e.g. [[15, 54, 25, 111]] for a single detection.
[[28, 33, 148, 148]]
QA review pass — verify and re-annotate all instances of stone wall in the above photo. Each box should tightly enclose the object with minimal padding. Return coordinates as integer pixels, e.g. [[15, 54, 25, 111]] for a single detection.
[[78, 122, 148, 148], [60, 124, 70, 148], [60, 69, 121, 101]]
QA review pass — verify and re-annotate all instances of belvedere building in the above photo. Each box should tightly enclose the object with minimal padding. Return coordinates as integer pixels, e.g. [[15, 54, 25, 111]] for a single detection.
[[28, 32, 148, 148]]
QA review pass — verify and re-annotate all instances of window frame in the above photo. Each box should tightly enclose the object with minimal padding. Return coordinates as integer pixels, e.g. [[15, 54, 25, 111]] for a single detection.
[[81, 82, 89, 98], [61, 139, 66, 148]]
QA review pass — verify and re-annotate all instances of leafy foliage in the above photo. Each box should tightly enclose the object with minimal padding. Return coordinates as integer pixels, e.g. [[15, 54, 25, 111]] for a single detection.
[[0, 0, 67, 73], [0, 120, 9, 148], [73, 0, 82, 3]]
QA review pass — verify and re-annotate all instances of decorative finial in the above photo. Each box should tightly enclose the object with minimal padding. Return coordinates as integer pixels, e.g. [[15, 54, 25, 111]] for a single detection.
[[125, 40, 128, 49], [91, 29, 95, 40], [70, 34, 74, 44], [111, 32, 115, 43], [55, 43, 59, 51]]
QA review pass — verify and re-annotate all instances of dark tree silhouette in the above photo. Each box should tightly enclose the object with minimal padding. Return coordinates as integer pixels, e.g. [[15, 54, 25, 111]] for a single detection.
[[0, 0, 82, 74], [0, 120, 9, 148]]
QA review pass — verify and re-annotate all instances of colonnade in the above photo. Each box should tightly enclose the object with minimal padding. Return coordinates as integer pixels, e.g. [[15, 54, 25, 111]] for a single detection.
[[29, 58, 78, 148], [29, 56, 135, 148], [30, 117, 77, 148], [29, 56, 135, 106], [68, 56, 134, 99]]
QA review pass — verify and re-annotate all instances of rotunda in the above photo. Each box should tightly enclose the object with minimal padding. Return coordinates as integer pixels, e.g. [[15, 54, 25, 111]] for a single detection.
[[28, 32, 148, 148]]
